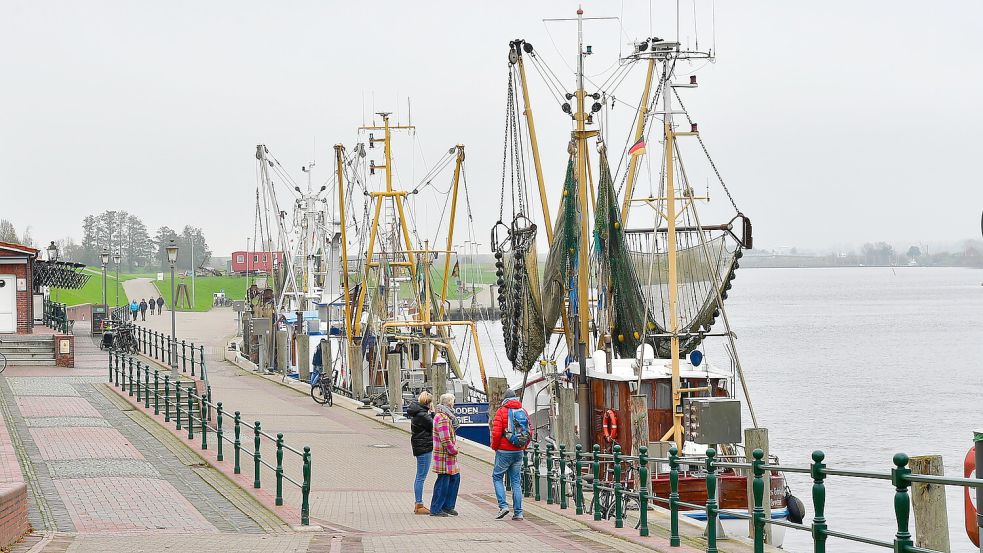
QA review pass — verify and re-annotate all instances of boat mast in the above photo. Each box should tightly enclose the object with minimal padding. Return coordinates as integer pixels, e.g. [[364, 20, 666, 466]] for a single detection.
[[335, 144, 353, 365], [512, 43, 553, 242], [620, 57, 658, 221]]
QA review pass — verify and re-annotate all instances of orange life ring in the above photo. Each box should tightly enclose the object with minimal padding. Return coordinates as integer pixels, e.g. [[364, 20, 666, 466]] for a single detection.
[[966, 445, 979, 547], [602, 409, 618, 443]]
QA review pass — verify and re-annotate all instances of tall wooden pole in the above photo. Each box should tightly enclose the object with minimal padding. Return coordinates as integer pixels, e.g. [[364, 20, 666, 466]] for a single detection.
[[620, 57, 658, 221], [514, 45, 553, 243]]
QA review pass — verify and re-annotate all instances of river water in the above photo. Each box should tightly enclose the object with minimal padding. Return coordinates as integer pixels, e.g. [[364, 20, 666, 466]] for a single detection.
[[467, 267, 983, 551]]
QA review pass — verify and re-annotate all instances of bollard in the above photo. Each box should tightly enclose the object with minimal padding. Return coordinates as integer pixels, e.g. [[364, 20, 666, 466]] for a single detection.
[[216, 402, 224, 461], [522, 450, 530, 498], [706, 448, 719, 553], [614, 444, 623, 528], [181, 340, 188, 373], [669, 446, 680, 546], [187, 390, 194, 440], [546, 443, 555, 504], [301, 446, 311, 526], [892, 453, 914, 552], [144, 364, 150, 409], [639, 446, 650, 537], [200, 400, 207, 450], [811, 450, 828, 553], [575, 444, 585, 515], [175, 382, 182, 430], [752, 449, 766, 553], [253, 421, 261, 488], [533, 443, 541, 501], [164, 375, 171, 422], [275, 433, 284, 506], [233, 411, 242, 474], [153, 370, 159, 415], [593, 444, 601, 521], [559, 444, 568, 509]]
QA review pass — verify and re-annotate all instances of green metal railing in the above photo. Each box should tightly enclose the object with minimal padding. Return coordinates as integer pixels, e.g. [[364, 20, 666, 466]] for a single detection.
[[131, 324, 208, 382], [42, 297, 70, 334], [107, 348, 311, 525], [518, 443, 983, 552]]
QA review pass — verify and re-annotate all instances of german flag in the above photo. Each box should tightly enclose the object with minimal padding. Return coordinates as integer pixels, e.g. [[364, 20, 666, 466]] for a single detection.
[[451, 260, 460, 278], [628, 138, 646, 157]]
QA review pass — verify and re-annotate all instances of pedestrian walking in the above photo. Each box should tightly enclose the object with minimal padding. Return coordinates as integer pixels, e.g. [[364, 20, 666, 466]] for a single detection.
[[156, 297, 165, 313], [129, 300, 139, 321], [429, 393, 460, 517], [490, 389, 532, 520], [139, 299, 148, 321], [407, 391, 434, 515], [148, 297, 156, 315]]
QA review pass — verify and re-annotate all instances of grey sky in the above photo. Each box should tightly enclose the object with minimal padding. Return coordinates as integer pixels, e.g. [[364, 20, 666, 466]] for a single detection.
[[2, 1, 981, 256]]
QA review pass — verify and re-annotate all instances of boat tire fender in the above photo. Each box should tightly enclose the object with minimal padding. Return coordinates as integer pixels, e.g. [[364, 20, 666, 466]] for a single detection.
[[602, 409, 618, 443]]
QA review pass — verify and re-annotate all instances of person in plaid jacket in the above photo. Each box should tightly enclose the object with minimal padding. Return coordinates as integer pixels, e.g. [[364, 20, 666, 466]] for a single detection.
[[429, 393, 461, 517]]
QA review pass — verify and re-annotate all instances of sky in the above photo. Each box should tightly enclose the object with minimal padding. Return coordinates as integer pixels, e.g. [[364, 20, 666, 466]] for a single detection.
[[2, 0, 982, 256]]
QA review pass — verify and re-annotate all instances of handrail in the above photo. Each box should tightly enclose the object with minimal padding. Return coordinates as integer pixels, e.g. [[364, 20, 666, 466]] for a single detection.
[[129, 324, 208, 384], [107, 348, 310, 525], [516, 441, 983, 552], [42, 297, 71, 334]]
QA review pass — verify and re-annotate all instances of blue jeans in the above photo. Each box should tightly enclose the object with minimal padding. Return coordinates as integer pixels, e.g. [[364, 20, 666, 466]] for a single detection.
[[493, 450, 523, 515], [430, 473, 461, 514], [414, 452, 431, 504]]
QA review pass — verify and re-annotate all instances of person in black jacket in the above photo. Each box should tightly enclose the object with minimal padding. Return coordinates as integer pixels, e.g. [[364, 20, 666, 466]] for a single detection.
[[407, 391, 434, 515], [139, 299, 148, 321]]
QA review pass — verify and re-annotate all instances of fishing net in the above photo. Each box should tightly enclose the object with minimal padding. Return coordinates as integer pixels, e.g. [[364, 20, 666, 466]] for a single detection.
[[497, 218, 545, 372], [541, 157, 578, 333]]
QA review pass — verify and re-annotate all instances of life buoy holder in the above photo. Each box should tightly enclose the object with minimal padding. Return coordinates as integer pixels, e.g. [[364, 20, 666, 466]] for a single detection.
[[602, 409, 618, 443], [965, 445, 979, 547]]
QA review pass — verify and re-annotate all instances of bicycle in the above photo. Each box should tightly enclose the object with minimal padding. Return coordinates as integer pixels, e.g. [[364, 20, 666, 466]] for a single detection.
[[112, 322, 139, 355], [0, 339, 6, 374], [310, 367, 334, 406]]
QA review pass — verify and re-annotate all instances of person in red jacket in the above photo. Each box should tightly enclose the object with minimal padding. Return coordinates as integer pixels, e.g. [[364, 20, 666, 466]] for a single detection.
[[490, 389, 531, 520]]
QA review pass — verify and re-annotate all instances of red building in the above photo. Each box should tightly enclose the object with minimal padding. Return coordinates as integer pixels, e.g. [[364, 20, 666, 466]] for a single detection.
[[230, 251, 283, 274], [0, 241, 38, 334]]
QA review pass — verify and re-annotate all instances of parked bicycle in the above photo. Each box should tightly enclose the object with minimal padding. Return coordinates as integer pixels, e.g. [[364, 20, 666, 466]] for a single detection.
[[310, 367, 334, 406], [112, 322, 139, 354]]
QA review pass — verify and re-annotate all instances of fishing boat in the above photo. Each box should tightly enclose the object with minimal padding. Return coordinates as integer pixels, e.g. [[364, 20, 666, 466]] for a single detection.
[[492, 8, 797, 544]]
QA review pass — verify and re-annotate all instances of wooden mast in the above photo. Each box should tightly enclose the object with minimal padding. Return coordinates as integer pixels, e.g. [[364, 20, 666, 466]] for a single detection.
[[620, 57, 658, 222]]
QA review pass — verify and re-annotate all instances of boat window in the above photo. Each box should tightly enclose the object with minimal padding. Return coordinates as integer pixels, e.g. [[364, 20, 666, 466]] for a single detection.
[[656, 382, 671, 409]]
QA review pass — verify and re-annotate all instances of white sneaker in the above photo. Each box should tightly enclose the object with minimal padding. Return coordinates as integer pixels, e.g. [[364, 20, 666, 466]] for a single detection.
[[495, 508, 510, 519]]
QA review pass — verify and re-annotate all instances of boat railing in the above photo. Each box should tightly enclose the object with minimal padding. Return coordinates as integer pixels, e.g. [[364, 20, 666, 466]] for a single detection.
[[518, 443, 983, 552]]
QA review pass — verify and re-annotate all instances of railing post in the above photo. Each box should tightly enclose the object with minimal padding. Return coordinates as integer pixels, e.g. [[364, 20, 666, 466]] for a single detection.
[[275, 433, 284, 506], [592, 444, 602, 521], [302, 446, 311, 526], [153, 370, 159, 415], [216, 402, 224, 461], [233, 411, 241, 474], [151, 331, 157, 359], [163, 375, 170, 422], [706, 448, 719, 553], [199, 346, 206, 381], [187, 389, 194, 440], [113, 351, 119, 387], [522, 449, 531, 498], [559, 444, 568, 509], [253, 421, 262, 488], [175, 382, 182, 430], [614, 444, 623, 528], [181, 340, 188, 374], [892, 453, 914, 553], [752, 448, 766, 553], [108, 349, 113, 381], [206, 385, 212, 421], [533, 443, 541, 501], [135, 361, 142, 403], [190, 341, 196, 376], [144, 364, 150, 409], [811, 450, 828, 553], [669, 446, 680, 546], [200, 399, 207, 450], [639, 445, 650, 537], [546, 443, 555, 505], [575, 444, 585, 515], [127, 357, 134, 396]]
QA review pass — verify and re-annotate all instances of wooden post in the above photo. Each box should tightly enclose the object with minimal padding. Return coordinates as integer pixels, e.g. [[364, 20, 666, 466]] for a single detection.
[[431, 361, 447, 399], [349, 343, 364, 401], [745, 428, 772, 543], [297, 336, 311, 382], [629, 394, 650, 457], [386, 352, 402, 415], [555, 387, 577, 451], [910, 455, 950, 552], [275, 330, 289, 373], [486, 377, 509, 434]]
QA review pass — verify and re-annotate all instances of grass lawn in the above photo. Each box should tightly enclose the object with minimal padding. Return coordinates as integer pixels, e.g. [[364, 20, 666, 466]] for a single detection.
[[54, 268, 133, 307], [153, 275, 248, 312]]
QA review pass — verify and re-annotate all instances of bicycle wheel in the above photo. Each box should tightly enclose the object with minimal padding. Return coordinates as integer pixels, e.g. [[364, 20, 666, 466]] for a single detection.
[[0, 353, 6, 374], [311, 382, 329, 404], [325, 385, 333, 407]]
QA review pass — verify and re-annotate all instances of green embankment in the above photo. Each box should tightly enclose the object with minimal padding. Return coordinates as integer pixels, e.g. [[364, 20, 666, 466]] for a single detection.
[[153, 275, 248, 312], [55, 268, 132, 307]]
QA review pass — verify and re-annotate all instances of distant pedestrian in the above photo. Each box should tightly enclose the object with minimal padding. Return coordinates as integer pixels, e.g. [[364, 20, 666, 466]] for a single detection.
[[407, 391, 434, 515], [139, 299, 148, 321], [429, 393, 460, 517], [156, 297, 165, 313], [148, 297, 156, 315], [129, 300, 139, 321], [490, 389, 532, 520]]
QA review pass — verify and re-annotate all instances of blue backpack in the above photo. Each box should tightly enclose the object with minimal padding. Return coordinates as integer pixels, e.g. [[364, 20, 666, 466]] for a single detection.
[[504, 408, 531, 448]]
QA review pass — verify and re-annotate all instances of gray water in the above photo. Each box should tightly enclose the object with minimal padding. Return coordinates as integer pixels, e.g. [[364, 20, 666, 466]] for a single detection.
[[469, 267, 983, 551]]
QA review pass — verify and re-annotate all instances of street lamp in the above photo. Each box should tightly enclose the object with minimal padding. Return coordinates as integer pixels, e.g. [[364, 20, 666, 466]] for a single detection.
[[46, 241, 59, 303], [113, 252, 121, 310], [166, 239, 179, 376], [100, 249, 110, 313]]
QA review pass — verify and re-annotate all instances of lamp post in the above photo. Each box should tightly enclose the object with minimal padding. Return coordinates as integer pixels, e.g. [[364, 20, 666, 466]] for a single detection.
[[46, 241, 59, 303], [166, 239, 179, 377], [100, 249, 110, 312], [113, 252, 121, 311]]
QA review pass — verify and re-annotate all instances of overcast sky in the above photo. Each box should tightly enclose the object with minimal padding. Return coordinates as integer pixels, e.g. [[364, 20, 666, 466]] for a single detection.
[[2, 1, 981, 256]]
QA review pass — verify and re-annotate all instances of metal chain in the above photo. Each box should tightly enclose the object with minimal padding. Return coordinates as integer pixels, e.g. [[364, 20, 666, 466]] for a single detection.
[[671, 87, 740, 213], [498, 70, 514, 223]]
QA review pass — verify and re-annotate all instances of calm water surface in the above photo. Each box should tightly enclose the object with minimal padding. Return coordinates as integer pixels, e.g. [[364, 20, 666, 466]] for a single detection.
[[469, 267, 982, 551]]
